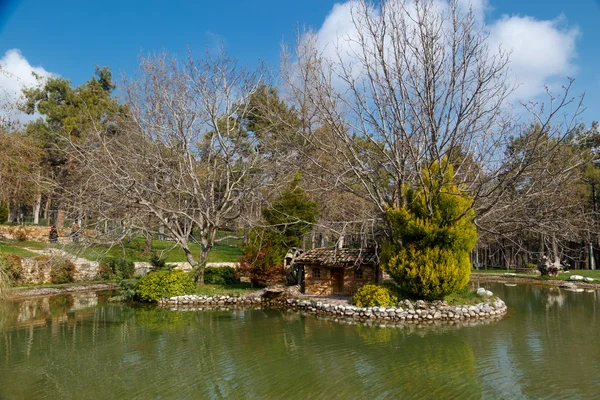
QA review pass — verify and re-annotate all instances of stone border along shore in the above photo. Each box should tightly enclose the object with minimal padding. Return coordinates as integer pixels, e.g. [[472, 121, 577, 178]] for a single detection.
[[471, 274, 600, 290], [158, 293, 508, 326], [7, 283, 118, 299]]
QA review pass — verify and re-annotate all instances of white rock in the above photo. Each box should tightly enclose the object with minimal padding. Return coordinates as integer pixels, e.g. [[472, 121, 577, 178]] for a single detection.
[[560, 281, 576, 288], [570, 275, 584, 281], [504, 273, 516, 277], [485, 290, 493, 297], [476, 288, 487, 296], [584, 277, 594, 282]]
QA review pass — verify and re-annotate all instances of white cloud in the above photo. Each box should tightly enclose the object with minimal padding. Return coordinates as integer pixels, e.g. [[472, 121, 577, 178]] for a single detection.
[[488, 15, 579, 100], [457, 0, 488, 24], [0, 49, 54, 125], [313, 0, 579, 103]]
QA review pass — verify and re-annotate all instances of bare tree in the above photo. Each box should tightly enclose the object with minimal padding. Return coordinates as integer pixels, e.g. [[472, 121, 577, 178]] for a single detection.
[[72, 50, 266, 284], [282, 0, 585, 247]]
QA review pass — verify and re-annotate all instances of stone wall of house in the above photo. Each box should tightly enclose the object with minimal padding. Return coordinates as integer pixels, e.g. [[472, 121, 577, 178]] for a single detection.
[[304, 264, 332, 295], [342, 265, 376, 296], [304, 264, 378, 296]]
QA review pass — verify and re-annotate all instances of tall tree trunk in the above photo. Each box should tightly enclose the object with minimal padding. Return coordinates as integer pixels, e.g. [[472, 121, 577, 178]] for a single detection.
[[56, 208, 65, 229], [337, 234, 345, 249], [33, 192, 42, 225], [43, 196, 50, 223], [144, 231, 153, 254], [552, 235, 559, 264]]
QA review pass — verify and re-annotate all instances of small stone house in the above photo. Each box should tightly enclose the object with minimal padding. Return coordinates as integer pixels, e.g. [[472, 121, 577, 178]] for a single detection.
[[295, 248, 381, 296]]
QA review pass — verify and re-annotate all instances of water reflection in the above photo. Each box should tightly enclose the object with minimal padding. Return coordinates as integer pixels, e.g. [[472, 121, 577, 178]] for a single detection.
[[0, 285, 599, 399]]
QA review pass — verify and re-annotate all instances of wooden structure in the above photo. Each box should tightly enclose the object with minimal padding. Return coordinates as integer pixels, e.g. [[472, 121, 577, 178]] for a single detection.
[[295, 248, 381, 296]]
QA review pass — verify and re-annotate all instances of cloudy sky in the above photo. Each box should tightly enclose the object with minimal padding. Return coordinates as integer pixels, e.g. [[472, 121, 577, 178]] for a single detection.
[[0, 0, 598, 124]]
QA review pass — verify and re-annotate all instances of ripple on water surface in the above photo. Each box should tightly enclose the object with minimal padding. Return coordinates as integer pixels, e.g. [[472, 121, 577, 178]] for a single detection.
[[0, 285, 599, 399]]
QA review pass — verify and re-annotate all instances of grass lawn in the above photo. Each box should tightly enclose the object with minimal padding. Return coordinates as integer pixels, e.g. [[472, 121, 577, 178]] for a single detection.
[[0, 240, 46, 258], [194, 283, 258, 296], [0, 233, 244, 264], [471, 269, 600, 281]]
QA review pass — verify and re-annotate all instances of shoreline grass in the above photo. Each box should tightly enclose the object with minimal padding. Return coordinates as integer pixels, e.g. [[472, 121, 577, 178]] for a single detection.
[[194, 283, 258, 296]]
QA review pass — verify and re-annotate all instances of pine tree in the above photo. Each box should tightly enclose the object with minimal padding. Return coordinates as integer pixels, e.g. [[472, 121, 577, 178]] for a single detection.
[[383, 160, 477, 299]]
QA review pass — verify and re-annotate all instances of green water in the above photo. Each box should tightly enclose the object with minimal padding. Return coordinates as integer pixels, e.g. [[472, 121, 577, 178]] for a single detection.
[[0, 283, 599, 399]]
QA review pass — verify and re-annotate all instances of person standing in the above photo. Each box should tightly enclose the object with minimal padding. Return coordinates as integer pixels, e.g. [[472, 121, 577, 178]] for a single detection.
[[49, 225, 58, 244], [560, 257, 570, 273], [71, 222, 80, 243]]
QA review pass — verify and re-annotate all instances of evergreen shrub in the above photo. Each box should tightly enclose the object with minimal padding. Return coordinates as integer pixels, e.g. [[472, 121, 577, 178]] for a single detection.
[[240, 176, 318, 286], [204, 266, 240, 285], [98, 258, 135, 280], [383, 160, 477, 300], [150, 253, 172, 271], [135, 270, 195, 302], [352, 284, 398, 307]]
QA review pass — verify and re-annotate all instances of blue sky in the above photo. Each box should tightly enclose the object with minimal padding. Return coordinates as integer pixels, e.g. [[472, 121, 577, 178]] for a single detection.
[[0, 0, 599, 124]]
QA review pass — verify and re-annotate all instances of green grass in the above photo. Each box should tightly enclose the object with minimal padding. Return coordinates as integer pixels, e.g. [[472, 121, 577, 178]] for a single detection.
[[65, 237, 243, 263], [0, 234, 244, 264], [194, 283, 257, 296], [0, 241, 41, 258]]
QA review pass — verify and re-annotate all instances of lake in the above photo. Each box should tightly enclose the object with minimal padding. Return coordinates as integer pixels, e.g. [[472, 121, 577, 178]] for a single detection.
[[0, 282, 599, 399]]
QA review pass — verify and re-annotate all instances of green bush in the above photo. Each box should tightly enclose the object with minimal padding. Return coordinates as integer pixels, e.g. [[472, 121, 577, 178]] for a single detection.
[[387, 247, 471, 300], [352, 284, 398, 307], [135, 270, 195, 302], [150, 253, 172, 271], [525, 262, 537, 269], [49, 259, 76, 284], [204, 266, 240, 285], [383, 159, 477, 300], [98, 258, 135, 280], [0, 254, 23, 282], [117, 278, 137, 301]]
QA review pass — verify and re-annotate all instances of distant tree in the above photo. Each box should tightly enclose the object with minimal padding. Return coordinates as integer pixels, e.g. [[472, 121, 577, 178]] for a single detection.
[[241, 176, 319, 285], [20, 66, 124, 226], [0, 130, 43, 222]]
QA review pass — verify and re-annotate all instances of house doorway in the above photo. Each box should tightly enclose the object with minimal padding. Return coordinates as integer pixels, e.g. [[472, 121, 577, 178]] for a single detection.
[[331, 268, 344, 294]]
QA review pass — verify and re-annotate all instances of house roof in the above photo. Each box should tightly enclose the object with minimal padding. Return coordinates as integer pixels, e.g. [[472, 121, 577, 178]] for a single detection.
[[295, 248, 378, 267]]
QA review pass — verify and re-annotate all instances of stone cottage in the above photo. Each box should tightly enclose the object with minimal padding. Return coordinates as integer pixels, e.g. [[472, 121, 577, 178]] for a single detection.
[[295, 248, 381, 296]]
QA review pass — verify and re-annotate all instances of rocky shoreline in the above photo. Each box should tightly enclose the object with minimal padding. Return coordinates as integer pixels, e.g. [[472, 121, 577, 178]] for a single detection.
[[7, 283, 117, 299], [158, 292, 508, 326], [471, 274, 600, 289]]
